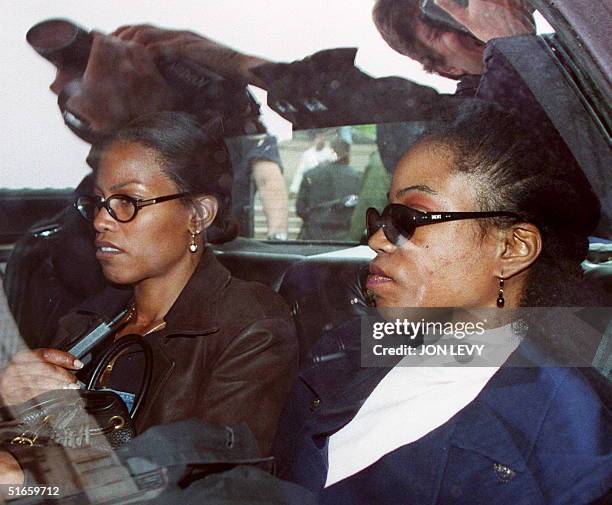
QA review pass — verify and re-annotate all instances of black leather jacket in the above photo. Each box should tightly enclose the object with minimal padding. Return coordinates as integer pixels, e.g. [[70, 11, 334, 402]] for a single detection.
[[52, 247, 298, 455]]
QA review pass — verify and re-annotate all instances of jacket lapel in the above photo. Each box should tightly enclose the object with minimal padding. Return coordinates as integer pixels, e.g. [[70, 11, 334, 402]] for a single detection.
[[305, 367, 391, 438], [448, 358, 567, 481], [135, 247, 232, 426], [450, 396, 527, 473], [155, 247, 231, 337], [299, 319, 394, 437]]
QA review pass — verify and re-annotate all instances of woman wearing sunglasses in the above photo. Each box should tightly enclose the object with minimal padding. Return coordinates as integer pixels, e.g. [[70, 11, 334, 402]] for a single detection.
[[272, 104, 611, 504], [0, 112, 297, 468]]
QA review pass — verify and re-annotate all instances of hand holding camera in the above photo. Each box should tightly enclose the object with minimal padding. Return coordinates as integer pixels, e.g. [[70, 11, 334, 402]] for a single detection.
[[27, 19, 265, 141], [113, 24, 270, 87]]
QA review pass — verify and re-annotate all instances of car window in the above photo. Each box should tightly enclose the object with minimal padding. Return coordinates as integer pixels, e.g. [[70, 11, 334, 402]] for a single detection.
[[233, 126, 378, 242], [0, 2, 609, 250], [0, 1, 608, 258], [0, 2, 457, 247]]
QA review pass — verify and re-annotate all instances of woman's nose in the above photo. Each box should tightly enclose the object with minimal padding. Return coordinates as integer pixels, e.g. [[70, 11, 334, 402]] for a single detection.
[[93, 205, 116, 233], [368, 227, 397, 254]]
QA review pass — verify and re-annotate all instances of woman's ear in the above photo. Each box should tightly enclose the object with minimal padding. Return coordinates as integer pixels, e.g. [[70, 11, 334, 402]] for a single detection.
[[497, 223, 542, 279], [189, 195, 219, 233]]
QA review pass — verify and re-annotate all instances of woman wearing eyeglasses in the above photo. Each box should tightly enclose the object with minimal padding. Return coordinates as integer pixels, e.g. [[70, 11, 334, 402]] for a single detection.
[[0, 112, 298, 464], [272, 104, 611, 504]]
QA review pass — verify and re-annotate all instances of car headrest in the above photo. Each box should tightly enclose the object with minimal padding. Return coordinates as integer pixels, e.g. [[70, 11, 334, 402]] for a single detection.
[[215, 250, 305, 292]]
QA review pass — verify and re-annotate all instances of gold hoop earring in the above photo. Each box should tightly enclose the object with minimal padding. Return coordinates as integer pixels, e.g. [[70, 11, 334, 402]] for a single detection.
[[189, 231, 199, 253]]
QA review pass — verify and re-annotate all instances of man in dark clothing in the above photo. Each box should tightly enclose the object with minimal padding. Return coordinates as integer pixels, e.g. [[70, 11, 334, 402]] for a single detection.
[[296, 140, 361, 241]]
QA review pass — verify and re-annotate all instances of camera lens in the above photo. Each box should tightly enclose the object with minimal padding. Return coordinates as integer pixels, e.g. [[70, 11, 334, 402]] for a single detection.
[[26, 18, 92, 71], [27, 19, 79, 53]]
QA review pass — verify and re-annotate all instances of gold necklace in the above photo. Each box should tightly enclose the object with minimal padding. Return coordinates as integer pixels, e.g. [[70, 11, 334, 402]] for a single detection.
[[143, 320, 166, 336], [100, 304, 166, 385], [120, 302, 166, 336]]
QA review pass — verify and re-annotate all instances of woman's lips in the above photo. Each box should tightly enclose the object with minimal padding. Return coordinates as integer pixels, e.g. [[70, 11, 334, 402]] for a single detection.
[[366, 274, 393, 288], [95, 241, 123, 258], [366, 264, 393, 289]]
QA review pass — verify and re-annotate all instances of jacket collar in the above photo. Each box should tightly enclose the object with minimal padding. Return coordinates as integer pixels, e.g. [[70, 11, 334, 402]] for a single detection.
[[157, 246, 231, 336], [302, 328, 564, 475], [75, 246, 231, 337], [300, 319, 396, 435]]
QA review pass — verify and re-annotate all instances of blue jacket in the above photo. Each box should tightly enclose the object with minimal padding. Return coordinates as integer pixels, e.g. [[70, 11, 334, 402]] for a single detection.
[[273, 319, 612, 505]]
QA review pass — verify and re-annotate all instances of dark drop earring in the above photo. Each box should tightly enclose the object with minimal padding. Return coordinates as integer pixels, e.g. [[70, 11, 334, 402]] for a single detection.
[[497, 278, 505, 308]]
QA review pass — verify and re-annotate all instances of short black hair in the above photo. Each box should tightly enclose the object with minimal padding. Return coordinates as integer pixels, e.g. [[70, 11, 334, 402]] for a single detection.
[[92, 111, 238, 243], [331, 139, 351, 161], [420, 102, 603, 306]]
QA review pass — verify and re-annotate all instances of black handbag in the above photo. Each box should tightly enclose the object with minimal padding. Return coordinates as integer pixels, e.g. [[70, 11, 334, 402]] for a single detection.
[[0, 334, 152, 452]]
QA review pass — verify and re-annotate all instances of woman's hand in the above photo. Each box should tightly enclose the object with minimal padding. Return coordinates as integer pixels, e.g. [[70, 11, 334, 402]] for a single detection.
[[0, 349, 83, 406], [0, 452, 24, 485], [434, 0, 536, 43]]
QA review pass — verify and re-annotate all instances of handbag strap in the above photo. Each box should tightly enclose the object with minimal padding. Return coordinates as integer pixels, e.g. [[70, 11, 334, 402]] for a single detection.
[[86, 334, 153, 420]]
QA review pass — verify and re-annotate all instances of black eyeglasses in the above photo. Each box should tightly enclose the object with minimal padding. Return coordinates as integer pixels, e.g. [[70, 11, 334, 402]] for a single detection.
[[366, 204, 520, 245], [74, 193, 189, 223]]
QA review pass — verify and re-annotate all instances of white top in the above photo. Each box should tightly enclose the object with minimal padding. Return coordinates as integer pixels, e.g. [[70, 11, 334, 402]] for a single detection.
[[325, 323, 522, 487], [290, 145, 336, 193]]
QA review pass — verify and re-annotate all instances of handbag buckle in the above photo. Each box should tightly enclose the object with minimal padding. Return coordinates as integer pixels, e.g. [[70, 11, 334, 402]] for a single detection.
[[11, 432, 38, 446], [10, 415, 50, 446], [109, 415, 125, 430]]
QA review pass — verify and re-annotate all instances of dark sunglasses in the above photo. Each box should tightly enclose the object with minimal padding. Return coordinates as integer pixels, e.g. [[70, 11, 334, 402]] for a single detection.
[[366, 204, 520, 244], [74, 192, 189, 223]]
